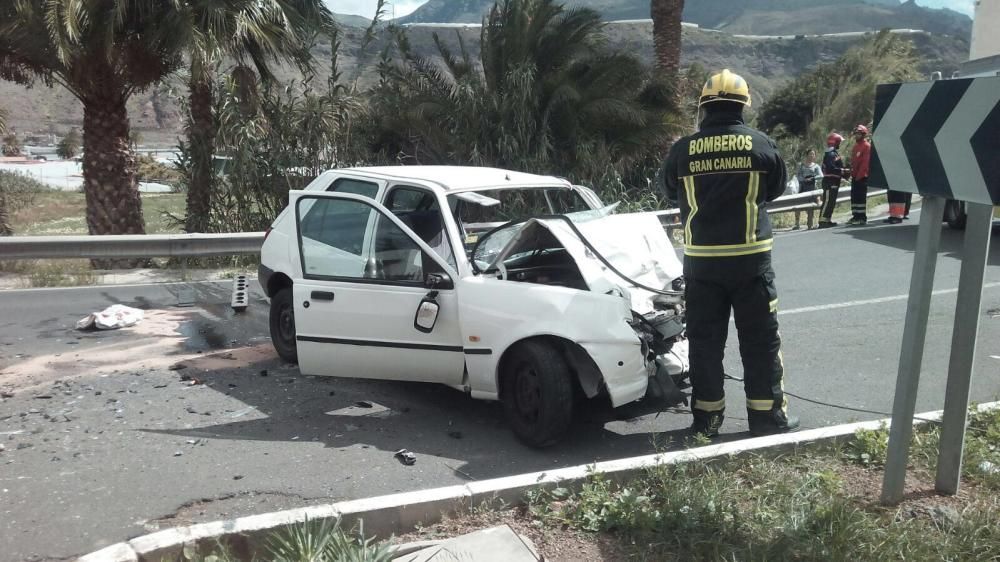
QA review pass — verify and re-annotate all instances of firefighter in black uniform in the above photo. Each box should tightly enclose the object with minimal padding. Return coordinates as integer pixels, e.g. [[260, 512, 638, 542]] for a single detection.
[[659, 69, 799, 437]]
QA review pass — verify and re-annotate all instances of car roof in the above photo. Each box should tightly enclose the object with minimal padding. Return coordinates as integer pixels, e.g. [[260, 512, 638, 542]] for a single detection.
[[339, 166, 572, 193]]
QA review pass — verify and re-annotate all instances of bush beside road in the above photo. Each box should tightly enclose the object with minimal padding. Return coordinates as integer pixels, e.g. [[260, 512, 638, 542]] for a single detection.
[[403, 408, 1000, 560]]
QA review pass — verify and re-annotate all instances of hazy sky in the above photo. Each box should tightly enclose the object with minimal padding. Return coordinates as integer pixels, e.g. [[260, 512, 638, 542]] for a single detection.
[[324, 0, 976, 19], [326, 0, 426, 19]]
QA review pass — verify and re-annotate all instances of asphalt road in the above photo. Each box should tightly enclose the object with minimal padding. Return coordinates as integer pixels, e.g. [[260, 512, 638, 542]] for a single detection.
[[3, 212, 1000, 560]]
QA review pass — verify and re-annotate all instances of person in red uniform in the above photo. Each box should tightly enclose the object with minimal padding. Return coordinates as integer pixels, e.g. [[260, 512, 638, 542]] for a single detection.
[[847, 125, 871, 226]]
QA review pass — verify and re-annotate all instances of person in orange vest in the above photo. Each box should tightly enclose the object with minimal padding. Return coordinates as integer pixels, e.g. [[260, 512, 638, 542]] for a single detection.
[[847, 124, 871, 226]]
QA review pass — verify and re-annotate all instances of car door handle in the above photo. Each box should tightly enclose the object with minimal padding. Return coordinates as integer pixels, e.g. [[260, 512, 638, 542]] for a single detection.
[[310, 291, 335, 301]]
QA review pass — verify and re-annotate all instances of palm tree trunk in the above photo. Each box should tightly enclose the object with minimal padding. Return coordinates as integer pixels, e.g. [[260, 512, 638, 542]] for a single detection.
[[81, 92, 146, 268], [0, 191, 13, 236], [82, 95, 145, 236], [651, 0, 685, 78], [185, 73, 216, 233]]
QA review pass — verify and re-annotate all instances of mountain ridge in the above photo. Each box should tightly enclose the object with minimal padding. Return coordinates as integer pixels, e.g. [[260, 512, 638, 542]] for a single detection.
[[398, 0, 971, 38]]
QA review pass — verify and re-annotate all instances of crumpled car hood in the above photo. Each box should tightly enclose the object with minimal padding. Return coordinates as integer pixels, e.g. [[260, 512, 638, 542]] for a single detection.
[[493, 212, 682, 314]]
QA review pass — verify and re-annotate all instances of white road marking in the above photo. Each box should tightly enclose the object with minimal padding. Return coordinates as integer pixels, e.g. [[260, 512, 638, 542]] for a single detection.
[[780, 281, 1000, 316]]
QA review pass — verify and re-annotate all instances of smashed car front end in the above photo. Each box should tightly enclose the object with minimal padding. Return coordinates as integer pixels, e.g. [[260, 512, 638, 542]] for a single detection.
[[473, 210, 690, 409]]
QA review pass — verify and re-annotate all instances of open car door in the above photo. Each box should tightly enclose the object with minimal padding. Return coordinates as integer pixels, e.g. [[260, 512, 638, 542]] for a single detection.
[[290, 191, 465, 385]]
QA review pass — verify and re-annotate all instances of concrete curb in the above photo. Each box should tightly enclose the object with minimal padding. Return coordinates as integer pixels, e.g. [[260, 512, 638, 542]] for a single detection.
[[78, 402, 999, 562]]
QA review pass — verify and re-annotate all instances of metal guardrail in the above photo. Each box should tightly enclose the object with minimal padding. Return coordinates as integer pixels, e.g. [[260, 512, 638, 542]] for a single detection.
[[0, 189, 891, 260], [655, 188, 888, 231], [0, 232, 264, 260]]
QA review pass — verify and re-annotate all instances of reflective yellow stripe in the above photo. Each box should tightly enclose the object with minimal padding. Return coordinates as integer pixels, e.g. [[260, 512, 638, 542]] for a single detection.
[[686, 239, 774, 251], [683, 176, 698, 246], [746, 172, 759, 243], [747, 399, 774, 411], [684, 239, 773, 257], [694, 398, 726, 412], [779, 354, 788, 414], [769, 298, 779, 313]]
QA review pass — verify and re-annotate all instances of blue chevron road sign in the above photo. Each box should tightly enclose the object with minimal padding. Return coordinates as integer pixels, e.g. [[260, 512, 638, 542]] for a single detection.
[[870, 76, 1000, 206]]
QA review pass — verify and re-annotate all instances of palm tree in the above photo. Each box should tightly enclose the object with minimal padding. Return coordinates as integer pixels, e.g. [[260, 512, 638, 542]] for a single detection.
[[375, 0, 677, 179], [173, 0, 334, 233], [0, 106, 10, 235], [650, 0, 684, 78], [0, 0, 185, 236]]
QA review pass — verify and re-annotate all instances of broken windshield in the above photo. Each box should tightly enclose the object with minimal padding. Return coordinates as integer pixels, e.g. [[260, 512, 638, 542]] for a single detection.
[[471, 205, 618, 273]]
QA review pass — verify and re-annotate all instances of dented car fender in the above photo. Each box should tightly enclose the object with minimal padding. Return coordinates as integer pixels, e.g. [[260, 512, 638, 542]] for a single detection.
[[457, 276, 650, 407]]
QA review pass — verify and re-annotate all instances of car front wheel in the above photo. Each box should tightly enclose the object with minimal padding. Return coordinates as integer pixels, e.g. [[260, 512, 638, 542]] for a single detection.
[[269, 287, 298, 363], [500, 341, 574, 448]]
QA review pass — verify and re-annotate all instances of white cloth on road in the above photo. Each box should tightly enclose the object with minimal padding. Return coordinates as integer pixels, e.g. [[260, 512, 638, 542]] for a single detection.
[[76, 304, 144, 330]]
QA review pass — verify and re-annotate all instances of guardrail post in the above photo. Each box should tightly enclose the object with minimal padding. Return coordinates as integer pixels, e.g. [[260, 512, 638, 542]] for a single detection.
[[881, 195, 946, 505], [935, 202, 994, 495], [807, 209, 816, 229]]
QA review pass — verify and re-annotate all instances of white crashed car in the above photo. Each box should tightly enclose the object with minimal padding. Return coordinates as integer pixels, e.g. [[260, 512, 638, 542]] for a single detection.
[[258, 166, 689, 447]]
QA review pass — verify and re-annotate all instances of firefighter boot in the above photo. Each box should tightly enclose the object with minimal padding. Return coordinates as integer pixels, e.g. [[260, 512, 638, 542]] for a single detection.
[[691, 409, 725, 438], [747, 408, 800, 436]]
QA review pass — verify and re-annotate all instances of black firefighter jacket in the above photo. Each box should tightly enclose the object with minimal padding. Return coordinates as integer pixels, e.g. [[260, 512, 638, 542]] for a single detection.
[[659, 111, 787, 278]]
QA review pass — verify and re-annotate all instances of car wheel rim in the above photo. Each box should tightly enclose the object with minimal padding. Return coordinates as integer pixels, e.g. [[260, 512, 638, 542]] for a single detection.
[[514, 364, 541, 424], [278, 304, 295, 344]]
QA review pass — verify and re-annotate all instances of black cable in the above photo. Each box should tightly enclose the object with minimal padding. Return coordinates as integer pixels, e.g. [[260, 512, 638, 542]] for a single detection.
[[722, 373, 941, 424]]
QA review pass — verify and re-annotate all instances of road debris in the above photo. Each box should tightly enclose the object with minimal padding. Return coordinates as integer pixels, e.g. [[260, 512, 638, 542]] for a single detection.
[[173, 451, 183, 457], [228, 407, 255, 419], [76, 305, 144, 331], [168, 364, 188, 371], [448, 431, 463, 440], [395, 449, 417, 466], [355, 401, 373, 408]]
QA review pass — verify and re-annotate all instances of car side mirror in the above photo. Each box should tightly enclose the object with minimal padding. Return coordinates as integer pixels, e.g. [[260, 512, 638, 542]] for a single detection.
[[425, 272, 453, 290], [414, 291, 440, 333]]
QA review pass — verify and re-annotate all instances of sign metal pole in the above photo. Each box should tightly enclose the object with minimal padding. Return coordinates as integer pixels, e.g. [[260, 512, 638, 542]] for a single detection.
[[935, 202, 994, 495], [881, 195, 946, 505]]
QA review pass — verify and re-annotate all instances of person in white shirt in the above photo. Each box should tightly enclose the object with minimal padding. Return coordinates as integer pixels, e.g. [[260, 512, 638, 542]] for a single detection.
[[796, 149, 822, 192]]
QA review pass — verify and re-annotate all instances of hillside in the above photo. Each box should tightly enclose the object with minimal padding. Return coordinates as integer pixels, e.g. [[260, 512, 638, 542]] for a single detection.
[[0, 21, 968, 146], [400, 0, 971, 38]]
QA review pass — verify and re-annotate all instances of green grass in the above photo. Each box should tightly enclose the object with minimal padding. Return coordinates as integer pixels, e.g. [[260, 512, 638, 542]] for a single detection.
[[846, 407, 1000, 491], [523, 405, 1000, 560], [180, 518, 394, 562], [10, 191, 185, 235]]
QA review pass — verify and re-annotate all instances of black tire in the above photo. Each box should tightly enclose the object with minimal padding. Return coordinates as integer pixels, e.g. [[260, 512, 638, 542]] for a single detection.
[[269, 287, 298, 364], [944, 200, 967, 230], [500, 340, 575, 448]]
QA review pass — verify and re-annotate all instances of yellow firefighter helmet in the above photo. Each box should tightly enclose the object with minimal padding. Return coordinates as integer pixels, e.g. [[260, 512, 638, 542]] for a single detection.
[[699, 69, 752, 108]]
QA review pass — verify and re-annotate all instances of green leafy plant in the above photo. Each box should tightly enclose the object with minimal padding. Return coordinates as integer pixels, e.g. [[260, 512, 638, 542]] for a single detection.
[[2, 131, 22, 156], [56, 128, 80, 159], [844, 425, 890, 467], [265, 517, 394, 562]]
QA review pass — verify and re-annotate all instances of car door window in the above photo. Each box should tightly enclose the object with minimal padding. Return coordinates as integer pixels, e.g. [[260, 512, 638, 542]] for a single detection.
[[326, 177, 379, 199], [297, 196, 432, 283], [384, 186, 457, 270]]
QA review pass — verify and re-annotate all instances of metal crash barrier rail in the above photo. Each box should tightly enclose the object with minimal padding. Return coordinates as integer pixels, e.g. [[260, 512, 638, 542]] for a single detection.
[[0, 189, 890, 260]]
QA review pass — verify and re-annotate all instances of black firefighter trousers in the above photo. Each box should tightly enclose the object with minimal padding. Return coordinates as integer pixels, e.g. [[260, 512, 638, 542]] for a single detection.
[[686, 268, 788, 429]]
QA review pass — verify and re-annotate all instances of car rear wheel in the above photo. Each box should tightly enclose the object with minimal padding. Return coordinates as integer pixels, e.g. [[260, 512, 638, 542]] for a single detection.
[[500, 341, 574, 448], [269, 287, 298, 363]]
